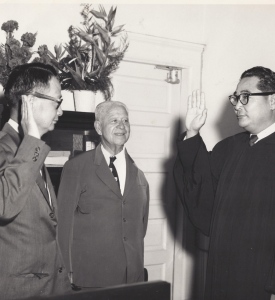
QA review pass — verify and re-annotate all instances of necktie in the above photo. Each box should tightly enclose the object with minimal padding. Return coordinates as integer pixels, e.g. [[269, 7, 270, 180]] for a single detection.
[[249, 134, 258, 146], [37, 166, 49, 202], [109, 156, 120, 187]]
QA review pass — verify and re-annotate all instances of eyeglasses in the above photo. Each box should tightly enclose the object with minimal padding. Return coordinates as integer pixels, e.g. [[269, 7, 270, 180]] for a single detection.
[[24, 91, 63, 109], [229, 92, 275, 106]]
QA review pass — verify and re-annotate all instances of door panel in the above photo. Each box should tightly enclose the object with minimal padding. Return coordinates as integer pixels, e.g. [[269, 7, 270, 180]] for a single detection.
[[113, 60, 181, 294]]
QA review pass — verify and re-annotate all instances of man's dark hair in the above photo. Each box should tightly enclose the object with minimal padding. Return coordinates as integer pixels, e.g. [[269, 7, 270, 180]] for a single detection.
[[4, 62, 59, 107], [240, 66, 275, 92]]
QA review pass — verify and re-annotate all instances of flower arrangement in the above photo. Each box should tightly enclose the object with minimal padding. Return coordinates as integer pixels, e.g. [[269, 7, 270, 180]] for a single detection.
[[0, 4, 129, 101], [49, 4, 129, 101], [0, 20, 37, 87]]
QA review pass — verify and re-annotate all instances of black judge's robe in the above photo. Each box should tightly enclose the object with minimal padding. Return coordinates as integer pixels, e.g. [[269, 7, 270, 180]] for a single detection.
[[174, 131, 275, 300]]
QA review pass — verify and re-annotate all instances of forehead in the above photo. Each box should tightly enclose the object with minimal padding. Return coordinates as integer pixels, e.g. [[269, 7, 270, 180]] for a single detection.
[[37, 77, 61, 93], [105, 105, 128, 117], [236, 76, 261, 93]]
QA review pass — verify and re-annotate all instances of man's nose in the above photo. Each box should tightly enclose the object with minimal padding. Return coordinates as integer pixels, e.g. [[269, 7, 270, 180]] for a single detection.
[[235, 99, 243, 110], [117, 120, 125, 128], [57, 106, 63, 116]]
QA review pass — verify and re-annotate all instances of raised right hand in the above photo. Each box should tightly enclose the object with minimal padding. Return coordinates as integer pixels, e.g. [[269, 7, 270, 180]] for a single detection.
[[21, 95, 41, 139], [185, 90, 207, 138]]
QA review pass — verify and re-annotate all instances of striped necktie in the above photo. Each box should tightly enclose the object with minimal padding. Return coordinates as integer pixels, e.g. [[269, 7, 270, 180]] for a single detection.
[[249, 134, 258, 146], [109, 156, 120, 187]]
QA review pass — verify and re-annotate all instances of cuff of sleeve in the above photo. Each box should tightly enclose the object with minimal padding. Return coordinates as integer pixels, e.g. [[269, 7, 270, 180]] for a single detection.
[[17, 135, 50, 163], [177, 132, 202, 170]]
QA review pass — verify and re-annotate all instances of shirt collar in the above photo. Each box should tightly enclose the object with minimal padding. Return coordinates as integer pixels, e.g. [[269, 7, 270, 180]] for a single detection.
[[101, 144, 125, 163], [8, 119, 19, 133], [251, 122, 275, 142]]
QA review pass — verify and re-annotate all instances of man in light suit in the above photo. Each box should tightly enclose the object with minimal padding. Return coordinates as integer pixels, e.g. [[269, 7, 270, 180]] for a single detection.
[[0, 63, 71, 299], [58, 101, 150, 289]]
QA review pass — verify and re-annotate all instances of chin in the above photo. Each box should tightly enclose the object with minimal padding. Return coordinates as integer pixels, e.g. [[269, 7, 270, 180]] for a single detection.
[[115, 138, 127, 144], [47, 125, 55, 133], [238, 119, 249, 129]]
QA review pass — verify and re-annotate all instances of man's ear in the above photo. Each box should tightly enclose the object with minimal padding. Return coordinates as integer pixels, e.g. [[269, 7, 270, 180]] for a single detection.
[[94, 120, 102, 135], [270, 94, 275, 110]]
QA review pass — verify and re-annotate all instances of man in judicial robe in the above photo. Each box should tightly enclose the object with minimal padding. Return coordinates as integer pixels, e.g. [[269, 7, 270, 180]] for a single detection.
[[57, 101, 149, 289], [174, 66, 275, 300], [0, 63, 71, 299]]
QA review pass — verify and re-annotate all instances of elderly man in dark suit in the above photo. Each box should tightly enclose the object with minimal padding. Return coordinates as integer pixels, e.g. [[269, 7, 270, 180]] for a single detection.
[[0, 63, 71, 299], [58, 101, 150, 289]]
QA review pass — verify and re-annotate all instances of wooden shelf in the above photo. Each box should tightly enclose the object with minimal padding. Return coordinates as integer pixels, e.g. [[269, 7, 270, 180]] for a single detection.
[[43, 111, 99, 151], [42, 110, 99, 193], [54, 110, 95, 130]]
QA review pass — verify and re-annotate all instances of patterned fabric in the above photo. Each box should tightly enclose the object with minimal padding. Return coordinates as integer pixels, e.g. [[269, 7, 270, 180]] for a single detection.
[[109, 156, 120, 187], [249, 134, 258, 146]]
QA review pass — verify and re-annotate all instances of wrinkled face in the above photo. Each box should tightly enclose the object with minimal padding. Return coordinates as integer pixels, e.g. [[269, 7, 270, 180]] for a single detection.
[[95, 105, 130, 155], [32, 77, 63, 137], [234, 76, 275, 134]]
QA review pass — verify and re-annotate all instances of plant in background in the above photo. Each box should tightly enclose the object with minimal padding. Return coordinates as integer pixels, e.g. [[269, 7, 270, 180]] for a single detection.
[[57, 4, 129, 100], [0, 20, 37, 87], [32, 44, 69, 84]]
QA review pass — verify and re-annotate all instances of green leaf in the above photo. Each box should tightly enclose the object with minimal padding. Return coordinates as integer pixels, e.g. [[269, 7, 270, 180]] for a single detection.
[[87, 65, 100, 77], [76, 28, 96, 45], [107, 6, 113, 18], [78, 42, 91, 51], [60, 49, 66, 58], [95, 23, 110, 45], [107, 7, 117, 30], [111, 24, 125, 35], [65, 64, 87, 89], [47, 50, 56, 59], [90, 9, 107, 22], [99, 5, 107, 17], [93, 43, 105, 65]]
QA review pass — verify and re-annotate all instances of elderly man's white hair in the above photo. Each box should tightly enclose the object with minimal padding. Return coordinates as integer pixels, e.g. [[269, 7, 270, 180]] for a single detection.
[[95, 101, 129, 122]]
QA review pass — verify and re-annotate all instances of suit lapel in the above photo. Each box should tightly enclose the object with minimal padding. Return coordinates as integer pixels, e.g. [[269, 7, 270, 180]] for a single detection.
[[44, 165, 56, 210], [36, 171, 50, 204], [95, 145, 122, 198], [123, 150, 138, 200]]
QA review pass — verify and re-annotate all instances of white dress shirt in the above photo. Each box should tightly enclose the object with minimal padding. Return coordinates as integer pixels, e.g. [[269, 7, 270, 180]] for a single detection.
[[183, 122, 275, 143], [8, 118, 19, 132], [251, 122, 275, 143], [101, 145, 126, 195]]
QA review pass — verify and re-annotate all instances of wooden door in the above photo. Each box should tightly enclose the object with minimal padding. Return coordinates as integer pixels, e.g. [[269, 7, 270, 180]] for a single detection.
[[112, 60, 181, 297], [109, 33, 204, 299]]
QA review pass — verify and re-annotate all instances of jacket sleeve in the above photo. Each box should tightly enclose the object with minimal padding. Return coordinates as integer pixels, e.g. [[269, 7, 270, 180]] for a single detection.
[[173, 132, 224, 236], [57, 159, 80, 282], [0, 134, 49, 220]]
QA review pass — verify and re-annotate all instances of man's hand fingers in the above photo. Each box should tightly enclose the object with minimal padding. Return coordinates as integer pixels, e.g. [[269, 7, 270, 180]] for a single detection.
[[192, 90, 197, 108], [188, 95, 192, 110], [200, 92, 205, 110]]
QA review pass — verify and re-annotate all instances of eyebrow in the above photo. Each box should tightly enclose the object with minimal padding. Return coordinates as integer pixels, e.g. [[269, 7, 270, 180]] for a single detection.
[[234, 89, 250, 95]]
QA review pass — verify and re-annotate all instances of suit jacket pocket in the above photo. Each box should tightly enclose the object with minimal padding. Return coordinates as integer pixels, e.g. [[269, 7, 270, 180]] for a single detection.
[[76, 202, 92, 214], [76, 190, 93, 214]]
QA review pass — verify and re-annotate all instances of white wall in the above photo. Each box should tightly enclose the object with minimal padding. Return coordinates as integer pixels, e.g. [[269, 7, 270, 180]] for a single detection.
[[0, 3, 205, 53], [1, 2, 275, 150], [201, 5, 275, 149]]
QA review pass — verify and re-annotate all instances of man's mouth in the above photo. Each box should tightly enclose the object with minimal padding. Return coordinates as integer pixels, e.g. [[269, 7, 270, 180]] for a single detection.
[[236, 113, 245, 118]]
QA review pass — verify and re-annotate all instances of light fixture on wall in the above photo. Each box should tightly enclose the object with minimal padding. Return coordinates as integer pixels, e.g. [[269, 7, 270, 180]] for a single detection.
[[155, 65, 181, 84]]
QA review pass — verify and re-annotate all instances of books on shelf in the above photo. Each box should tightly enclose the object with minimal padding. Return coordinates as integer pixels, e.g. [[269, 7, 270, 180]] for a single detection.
[[45, 151, 71, 167]]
